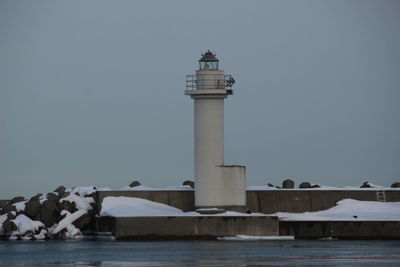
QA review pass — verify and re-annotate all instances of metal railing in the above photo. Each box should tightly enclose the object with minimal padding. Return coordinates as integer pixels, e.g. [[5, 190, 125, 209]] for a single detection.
[[186, 74, 235, 90]]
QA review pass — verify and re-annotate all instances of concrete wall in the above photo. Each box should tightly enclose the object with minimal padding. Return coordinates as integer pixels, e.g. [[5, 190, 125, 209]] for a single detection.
[[247, 190, 400, 214], [97, 215, 278, 240], [280, 221, 400, 239], [94, 189, 400, 215]]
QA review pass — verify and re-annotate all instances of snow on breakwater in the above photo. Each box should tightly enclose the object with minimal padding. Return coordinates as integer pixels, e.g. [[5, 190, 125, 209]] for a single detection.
[[273, 199, 400, 221], [100, 197, 265, 217]]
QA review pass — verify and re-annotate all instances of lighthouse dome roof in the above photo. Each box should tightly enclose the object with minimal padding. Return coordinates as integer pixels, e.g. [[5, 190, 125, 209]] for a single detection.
[[199, 50, 219, 62]]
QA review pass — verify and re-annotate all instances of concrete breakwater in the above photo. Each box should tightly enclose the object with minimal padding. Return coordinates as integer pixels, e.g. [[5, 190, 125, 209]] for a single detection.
[[94, 189, 400, 214], [93, 189, 400, 240]]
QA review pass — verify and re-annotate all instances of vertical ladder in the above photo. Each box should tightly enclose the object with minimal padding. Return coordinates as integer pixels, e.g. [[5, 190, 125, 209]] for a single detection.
[[376, 190, 386, 202]]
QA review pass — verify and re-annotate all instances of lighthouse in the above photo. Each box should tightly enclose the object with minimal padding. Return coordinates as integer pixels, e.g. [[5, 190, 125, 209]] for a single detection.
[[185, 51, 246, 213]]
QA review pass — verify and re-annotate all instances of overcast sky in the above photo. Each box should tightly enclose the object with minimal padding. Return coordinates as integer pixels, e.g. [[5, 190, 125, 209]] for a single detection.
[[1, 0, 399, 198]]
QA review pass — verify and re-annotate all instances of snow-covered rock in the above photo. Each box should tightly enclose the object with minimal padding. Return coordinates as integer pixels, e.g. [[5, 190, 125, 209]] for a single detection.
[[59, 194, 94, 211], [52, 210, 87, 239], [12, 214, 44, 236]]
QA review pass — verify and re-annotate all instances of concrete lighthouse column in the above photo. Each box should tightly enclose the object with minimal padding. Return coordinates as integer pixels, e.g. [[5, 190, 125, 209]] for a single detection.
[[185, 50, 246, 212], [194, 96, 225, 207]]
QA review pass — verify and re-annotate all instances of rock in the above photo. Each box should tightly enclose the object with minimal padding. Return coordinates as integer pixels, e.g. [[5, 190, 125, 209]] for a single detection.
[[10, 196, 25, 204], [391, 182, 400, 188], [53, 228, 68, 240], [311, 184, 321, 188], [182, 180, 194, 189], [299, 182, 312, 189], [3, 220, 17, 233], [72, 211, 93, 230], [60, 200, 77, 213], [25, 195, 42, 220], [266, 183, 275, 187], [282, 179, 295, 189], [360, 182, 371, 188], [0, 201, 15, 215], [53, 186, 66, 195], [129, 181, 141, 188], [40, 194, 60, 227]]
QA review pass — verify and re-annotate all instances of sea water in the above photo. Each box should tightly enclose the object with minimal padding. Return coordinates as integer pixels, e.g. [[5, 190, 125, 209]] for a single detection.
[[0, 239, 399, 266]]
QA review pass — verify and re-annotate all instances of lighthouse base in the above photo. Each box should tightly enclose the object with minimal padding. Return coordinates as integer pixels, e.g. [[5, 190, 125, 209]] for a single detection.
[[195, 205, 248, 214]]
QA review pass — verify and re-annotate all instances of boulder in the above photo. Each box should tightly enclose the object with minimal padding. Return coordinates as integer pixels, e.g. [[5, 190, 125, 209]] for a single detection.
[[391, 182, 400, 188], [129, 181, 141, 188], [282, 179, 295, 189], [72, 211, 93, 230], [182, 180, 195, 189], [40, 194, 60, 227], [360, 182, 371, 188], [311, 184, 321, 188], [25, 195, 42, 220], [53, 186, 66, 196], [299, 182, 312, 189], [266, 183, 275, 187], [10, 196, 25, 204], [60, 200, 77, 213], [3, 220, 17, 233], [0, 202, 15, 215], [53, 228, 68, 240]]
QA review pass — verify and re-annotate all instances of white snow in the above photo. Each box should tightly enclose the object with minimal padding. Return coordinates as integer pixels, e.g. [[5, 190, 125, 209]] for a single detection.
[[101, 197, 184, 217], [68, 186, 97, 197], [12, 214, 44, 235], [120, 185, 193, 191], [39, 195, 48, 204], [101, 197, 266, 217], [59, 194, 94, 211], [53, 209, 87, 237], [273, 199, 400, 221], [217, 235, 295, 241], [247, 183, 400, 190], [34, 229, 47, 240], [12, 200, 27, 212]]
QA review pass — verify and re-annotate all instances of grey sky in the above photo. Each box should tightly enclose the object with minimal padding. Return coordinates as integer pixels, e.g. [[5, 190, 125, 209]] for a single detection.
[[1, 0, 399, 198]]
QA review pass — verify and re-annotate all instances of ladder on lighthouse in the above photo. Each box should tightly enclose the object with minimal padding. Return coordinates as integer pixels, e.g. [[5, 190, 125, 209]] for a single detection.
[[376, 190, 386, 202]]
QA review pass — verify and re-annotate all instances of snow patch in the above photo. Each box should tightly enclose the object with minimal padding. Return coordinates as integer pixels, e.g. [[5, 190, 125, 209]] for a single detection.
[[13, 200, 28, 212], [68, 186, 97, 197], [12, 214, 44, 235], [53, 209, 87, 237], [101, 197, 267, 217], [273, 199, 400, 221], [217, 235, 295, 241], [59, 194, 94, 211]]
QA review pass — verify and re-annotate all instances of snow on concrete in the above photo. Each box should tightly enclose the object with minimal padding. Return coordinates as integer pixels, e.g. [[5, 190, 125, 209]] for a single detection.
[[100, 196, 265, 217], [120, 185, 193, 191], [12, 200, 27, 212], [273, 199, 400, 221], [59, 194, 94, 211], [101, 196, 184, 217], [247, 183, 400, 190], [12, 214, 44, 235], [217, 235, 294, 241]]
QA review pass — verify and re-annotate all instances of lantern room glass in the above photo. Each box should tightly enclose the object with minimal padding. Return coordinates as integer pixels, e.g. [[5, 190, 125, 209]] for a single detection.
[[199, 61, 218, 70]]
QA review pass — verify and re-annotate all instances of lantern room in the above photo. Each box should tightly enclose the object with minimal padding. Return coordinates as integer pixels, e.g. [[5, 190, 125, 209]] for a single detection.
[[199, 50, 219, 70]]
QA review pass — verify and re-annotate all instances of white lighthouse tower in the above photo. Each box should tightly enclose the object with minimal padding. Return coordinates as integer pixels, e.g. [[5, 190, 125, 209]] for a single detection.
[[185, 51, 246, 213]]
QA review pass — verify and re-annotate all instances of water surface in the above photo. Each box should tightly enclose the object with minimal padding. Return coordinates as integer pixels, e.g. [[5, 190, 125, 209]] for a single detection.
[[0, 239, 399, 266]]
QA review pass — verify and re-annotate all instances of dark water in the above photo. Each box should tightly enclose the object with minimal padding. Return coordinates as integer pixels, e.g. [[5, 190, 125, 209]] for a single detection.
[[0, 240, 400, 266]]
